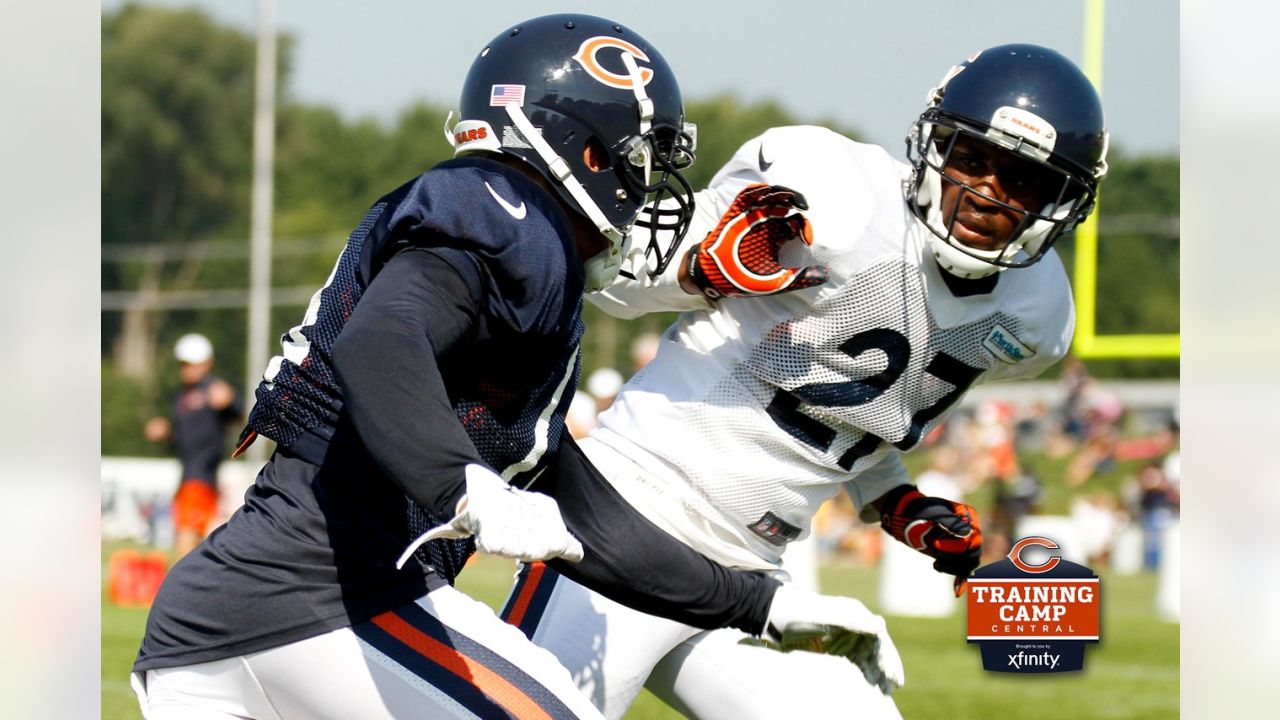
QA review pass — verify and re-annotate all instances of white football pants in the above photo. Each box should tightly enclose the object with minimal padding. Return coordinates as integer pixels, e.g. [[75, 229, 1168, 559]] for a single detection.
[[505, 567, 901, 720], [501, 439, 898, 719], [132, 584, 606, 719]]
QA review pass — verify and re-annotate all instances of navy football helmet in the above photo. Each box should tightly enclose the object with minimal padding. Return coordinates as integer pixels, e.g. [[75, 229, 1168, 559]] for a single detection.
[[906, 44, 1109, 278], [450, 14, 695, 290]]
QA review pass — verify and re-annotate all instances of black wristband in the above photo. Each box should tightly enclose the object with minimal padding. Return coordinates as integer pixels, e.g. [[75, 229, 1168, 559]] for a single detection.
[[877, 484, 917, 521], [685, 241, 723, 300]]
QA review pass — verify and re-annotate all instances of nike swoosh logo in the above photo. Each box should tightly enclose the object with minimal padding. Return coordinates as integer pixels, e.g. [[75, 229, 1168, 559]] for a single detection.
[[758, 144, 773, 172], [485, 181, 527, 220]]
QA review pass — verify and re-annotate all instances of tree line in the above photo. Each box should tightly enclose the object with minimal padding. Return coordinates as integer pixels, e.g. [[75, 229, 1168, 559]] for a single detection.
[[102, 5, 1178, 456]]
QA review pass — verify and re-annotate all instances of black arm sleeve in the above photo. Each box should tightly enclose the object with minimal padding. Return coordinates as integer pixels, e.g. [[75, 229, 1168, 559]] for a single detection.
[[540, 436, 779, 635], [331, 247, 484, 520]]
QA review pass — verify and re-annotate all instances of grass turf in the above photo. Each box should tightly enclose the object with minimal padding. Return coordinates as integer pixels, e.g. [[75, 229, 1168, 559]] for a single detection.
[[102, 545, 1177, 719]]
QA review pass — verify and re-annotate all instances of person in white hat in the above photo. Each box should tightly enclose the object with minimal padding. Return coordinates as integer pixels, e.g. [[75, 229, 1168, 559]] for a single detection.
[[143, 332, 242, 558], [586, 367, 624, 414]]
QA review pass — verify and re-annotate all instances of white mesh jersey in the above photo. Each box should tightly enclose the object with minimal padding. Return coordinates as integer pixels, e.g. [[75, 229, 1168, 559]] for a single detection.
[[589, 126, 1074, 569]]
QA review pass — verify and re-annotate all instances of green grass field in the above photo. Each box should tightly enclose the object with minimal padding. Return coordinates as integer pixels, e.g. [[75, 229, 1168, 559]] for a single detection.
[[102, 543, 1177, 719]]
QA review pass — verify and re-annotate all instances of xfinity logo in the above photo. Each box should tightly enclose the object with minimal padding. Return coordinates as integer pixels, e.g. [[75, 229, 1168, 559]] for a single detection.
[[1007, 651, 1060, 670]]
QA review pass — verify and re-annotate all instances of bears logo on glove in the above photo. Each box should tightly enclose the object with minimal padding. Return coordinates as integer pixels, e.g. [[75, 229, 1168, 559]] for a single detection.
[[687, 184, 828, 299]]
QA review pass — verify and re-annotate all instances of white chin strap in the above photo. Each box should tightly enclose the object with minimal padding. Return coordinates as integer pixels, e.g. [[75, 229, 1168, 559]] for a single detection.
[[619, 51, 655, 188], [503, 103, 625, 292], [501, 51, 656, 293]]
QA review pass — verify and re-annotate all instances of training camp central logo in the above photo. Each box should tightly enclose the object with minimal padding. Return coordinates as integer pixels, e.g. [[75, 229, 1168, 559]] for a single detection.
[[966, 536, 1101, 673]]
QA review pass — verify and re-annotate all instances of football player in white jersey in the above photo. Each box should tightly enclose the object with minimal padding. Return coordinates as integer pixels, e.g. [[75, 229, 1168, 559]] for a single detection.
[[499, 44, 1109, 719]]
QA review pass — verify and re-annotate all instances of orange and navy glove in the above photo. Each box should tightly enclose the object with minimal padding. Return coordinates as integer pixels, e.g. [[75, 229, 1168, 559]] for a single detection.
[[686, 184, 828, 299], [878, 484, 983, 596]]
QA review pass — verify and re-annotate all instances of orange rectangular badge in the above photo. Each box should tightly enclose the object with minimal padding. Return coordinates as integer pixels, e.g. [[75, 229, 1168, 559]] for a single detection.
[[966, 579, 1100, 640]]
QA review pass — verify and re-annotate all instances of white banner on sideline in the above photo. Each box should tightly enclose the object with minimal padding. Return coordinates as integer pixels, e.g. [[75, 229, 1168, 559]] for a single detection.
[[101, 456, 259, 546]]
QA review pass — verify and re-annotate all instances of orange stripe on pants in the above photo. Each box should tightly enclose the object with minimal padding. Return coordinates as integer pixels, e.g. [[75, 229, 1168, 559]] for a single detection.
[[505, 562, 547, 628], [371, 611, 553, 720]]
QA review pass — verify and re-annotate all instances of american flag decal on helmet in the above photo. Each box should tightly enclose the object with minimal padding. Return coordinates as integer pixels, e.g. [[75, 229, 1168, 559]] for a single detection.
[[490, 84, 525, 107]]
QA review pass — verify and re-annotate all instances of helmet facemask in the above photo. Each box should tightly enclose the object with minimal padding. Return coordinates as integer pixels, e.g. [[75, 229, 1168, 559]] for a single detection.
[[907, 112, 1100, 279], [627, 120, 696, 277]]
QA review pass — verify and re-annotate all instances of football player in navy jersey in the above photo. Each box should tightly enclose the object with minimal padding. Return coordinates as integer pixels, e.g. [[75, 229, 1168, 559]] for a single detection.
[[130, 14, 870, 719]]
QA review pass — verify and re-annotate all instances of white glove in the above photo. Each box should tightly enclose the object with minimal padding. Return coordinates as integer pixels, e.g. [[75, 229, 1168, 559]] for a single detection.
[[396, 463, 584, 568], [762, 584, 905, 691]]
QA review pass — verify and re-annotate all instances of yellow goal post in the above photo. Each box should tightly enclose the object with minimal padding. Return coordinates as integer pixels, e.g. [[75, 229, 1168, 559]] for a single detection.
[[1073, 0, 1180, 359]]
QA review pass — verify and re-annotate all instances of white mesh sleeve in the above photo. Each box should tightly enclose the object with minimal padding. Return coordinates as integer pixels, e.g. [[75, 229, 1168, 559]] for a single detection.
[[588, 126, 828, 318], [843, 451, 910, 523], [586, 192, 720, 319]]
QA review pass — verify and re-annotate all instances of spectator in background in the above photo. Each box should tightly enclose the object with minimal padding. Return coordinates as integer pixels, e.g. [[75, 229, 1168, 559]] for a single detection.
[[1136, 461, 1177, 570], [143, 333, 242, 558], [1070, 489, 1124, 567], [985, 458, 1043, 563], [1064, 389, 1124, 486], [812, 491, 860, 560], [1013, 400, 1053, 454], [916, 445, 964, 502], [1058, 354, 1092, 443], [565, 390, 600, 440], [1112, 413, 1179, 463], [974, 400, 1017, 481], [586, 366, 624, 414], [630, 331, 661, 372]]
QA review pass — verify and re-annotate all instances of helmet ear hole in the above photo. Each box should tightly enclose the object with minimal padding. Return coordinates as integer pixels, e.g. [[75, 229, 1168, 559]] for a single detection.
[[583, 136, 610, 172]]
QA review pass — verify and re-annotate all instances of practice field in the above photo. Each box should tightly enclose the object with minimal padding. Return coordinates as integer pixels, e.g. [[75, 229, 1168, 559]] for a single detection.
[[103, 546, 1177, 719]]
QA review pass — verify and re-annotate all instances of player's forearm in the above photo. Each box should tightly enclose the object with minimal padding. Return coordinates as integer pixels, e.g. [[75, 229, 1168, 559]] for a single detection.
[[541, 436, 779, 633], [332, 248, 483, 519], [585, 196, 715, 318], [844, 451, 912, 523], [586, 254, 709, 319]]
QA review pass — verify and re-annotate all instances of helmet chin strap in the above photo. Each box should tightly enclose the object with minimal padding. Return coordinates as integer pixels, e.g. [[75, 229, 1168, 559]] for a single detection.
[[503, 104, 622, 246], [619, 51, 655, 188], [502, 103, 624, 291], [500, 52, 655, 292]]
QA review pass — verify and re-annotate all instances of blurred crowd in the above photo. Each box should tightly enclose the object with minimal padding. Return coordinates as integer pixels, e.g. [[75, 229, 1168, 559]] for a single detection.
[[823, 355, 1180, 573]]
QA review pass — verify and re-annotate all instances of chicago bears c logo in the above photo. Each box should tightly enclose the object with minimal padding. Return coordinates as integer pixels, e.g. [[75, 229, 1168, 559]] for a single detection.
[[572, 36, 654, 89], [1008, 536, 1062, 574]]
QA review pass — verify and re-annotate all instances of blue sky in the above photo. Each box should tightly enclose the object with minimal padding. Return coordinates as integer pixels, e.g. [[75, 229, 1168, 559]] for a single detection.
[[102, 0, 1178, 158]]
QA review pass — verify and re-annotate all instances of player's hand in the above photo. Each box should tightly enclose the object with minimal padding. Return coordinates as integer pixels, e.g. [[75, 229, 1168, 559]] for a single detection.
[[205, 379, 236, 411], [686, 184, 828, 299], [879, 484, 982, 595], [759, 584, 905, 690], [143, 416, 170, 443], [401, 464, 584, 566]]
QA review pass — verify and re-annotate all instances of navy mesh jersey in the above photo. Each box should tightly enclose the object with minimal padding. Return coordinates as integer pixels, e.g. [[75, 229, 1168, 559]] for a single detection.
[[245, 158, 585, 581]]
